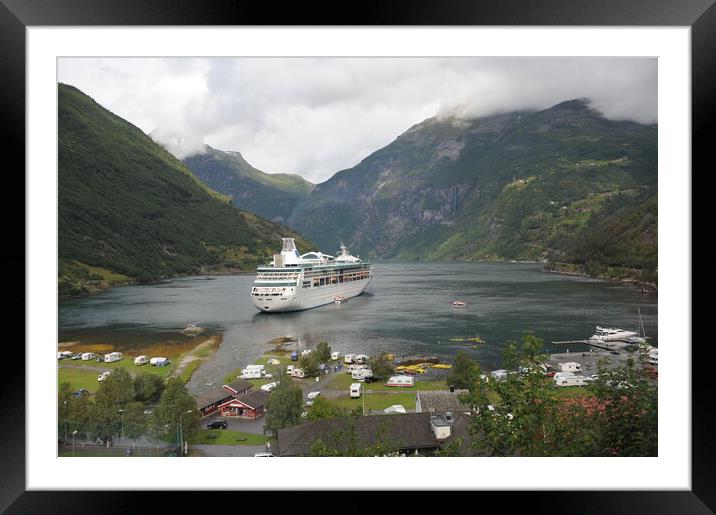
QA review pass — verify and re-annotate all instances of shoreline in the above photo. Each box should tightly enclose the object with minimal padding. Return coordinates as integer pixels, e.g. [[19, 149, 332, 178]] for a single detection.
[[541, 265, 658, 291]]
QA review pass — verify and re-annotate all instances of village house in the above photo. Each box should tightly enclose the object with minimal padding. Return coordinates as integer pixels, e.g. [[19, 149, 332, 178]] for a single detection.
[[195, 379, 253, 418], [276, 411, 481, 457], [216, 389, 269, 419], [415, 389, 472, 415]]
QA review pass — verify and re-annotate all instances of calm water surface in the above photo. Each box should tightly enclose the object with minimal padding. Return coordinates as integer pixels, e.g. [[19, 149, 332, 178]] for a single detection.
[[59, 262, 658, 393]]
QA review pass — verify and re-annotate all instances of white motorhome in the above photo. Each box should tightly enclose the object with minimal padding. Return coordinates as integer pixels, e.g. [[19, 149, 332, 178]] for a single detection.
[[553, 372, 587, 387], [385, 375, 414, 387], [559, 362, 582, 373], [261, 382, 278, 392], [331, 352, 341, 361], [344, 354, 356, 364], [353, 354, 370, 364], [57, 351, 73, 360], [350, 383, 362, 398], [346, 363, 367, 374], [240, 368, 264, 379], [134, 355, 149, 366], [150, 357, 169, 367], [97, 371, 111, 382], [351, 367, 373, 381], [81, 352, 96, 361], [104, 352, 122, 363], [286, 365, 295, 374]]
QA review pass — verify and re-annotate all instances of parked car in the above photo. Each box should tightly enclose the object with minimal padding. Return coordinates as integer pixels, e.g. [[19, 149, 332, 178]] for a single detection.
[[206, 420, 227, 429], [72, 388, 88, 397]]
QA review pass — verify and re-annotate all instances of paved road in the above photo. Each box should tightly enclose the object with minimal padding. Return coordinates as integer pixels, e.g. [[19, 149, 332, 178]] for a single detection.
[[191, 444, 268, 457]]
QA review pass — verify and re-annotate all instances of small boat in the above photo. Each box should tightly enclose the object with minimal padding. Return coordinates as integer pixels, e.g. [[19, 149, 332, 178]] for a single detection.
[[451, 300, 467, 308], [334, 296, 348, 304]]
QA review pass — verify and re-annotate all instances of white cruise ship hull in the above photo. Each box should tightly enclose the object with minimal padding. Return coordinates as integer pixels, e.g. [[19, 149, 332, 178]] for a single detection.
[[252, 277, 372, 313]]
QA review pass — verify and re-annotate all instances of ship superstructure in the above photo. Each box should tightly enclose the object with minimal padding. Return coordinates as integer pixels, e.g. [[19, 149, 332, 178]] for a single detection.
[[250, 238, 373, 312]]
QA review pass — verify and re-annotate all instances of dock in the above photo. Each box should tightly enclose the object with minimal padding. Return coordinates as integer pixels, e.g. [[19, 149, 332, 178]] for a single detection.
[[552, 339, 634, 352]]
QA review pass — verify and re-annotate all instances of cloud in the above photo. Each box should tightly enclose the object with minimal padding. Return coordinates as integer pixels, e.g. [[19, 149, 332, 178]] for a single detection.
[[58, 57, 656, 183]]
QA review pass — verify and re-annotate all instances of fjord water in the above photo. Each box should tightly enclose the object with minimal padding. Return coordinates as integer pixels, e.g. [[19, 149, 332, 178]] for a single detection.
[[58, 261, 657, 393]]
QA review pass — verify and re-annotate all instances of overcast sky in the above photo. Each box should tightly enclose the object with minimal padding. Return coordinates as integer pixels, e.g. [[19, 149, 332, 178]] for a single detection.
[[58, 57, 657, 184]]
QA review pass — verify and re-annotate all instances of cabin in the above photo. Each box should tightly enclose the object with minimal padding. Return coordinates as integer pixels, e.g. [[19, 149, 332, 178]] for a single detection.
[[195, 379, 253, 417], [217, 390, 269, 419], [277, 412, 479, 457]]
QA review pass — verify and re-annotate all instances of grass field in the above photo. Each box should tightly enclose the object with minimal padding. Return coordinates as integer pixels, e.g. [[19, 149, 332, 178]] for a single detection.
[[189, 430, 271, 446], [58, 366, 102, 393], [325, 373, 448, 392], [331, 392, 417, 412]]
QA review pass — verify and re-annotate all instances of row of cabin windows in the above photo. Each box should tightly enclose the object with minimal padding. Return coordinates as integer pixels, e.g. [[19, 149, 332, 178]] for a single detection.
[[302, 273, 370, 288]]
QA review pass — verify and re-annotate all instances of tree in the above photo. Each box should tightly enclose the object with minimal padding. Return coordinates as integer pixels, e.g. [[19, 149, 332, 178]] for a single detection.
[[446, 351, 479, 389], [300, 352, 321, 377], [316, 341, 332, 363], [462, 332, 658, 457], [122, 401, 148, 441], [88, 367, 136, 440], [149, 378, 200, 442], [264, 373, 303, 437], [307, 396, 349, 421], [134, 373, 165, 403], [368, 353, 394, 381]]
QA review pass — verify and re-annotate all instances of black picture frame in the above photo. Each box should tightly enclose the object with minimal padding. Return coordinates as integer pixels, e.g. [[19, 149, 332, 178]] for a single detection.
[[5, 0, 714, 511]]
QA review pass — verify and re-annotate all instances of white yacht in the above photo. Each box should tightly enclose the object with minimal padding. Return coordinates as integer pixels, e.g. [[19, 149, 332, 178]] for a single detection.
[[589, 326, 640, 343], [250, 238, 373, 313]]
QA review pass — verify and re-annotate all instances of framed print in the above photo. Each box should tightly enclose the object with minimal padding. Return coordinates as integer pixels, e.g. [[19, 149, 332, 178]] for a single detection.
[[5, 0, 714, 511]]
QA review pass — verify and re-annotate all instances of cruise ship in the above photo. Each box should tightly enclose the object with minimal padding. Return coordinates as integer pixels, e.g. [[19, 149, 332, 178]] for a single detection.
[[250, 238, 373, 312]]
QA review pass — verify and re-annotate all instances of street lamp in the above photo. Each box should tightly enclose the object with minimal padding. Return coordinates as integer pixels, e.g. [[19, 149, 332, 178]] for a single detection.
[[179, 410, 192, 456], [72, 430, 78, 457], [118, 409, 124, 442]]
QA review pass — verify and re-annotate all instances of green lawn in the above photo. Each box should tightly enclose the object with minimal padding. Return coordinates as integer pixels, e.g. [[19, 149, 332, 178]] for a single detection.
[[58, 367, 102, 393], [189, 429, 271, 446], [61, 357, 174, 378], [331, 392, 417, 412], [325, 373, 448, 392]]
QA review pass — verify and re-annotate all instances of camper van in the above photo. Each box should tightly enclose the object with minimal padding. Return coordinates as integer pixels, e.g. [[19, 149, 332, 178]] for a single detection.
[[344, 354, 356, 364], [350, 383, 362, 398], [331, 352, 341, 361], [81, 352, 96, 361], [104, 352, 122, 363], [240, 368, 264, 379], [150, 357, 170, 367], [286, 365, 295, 375], [57, 351, 73, 360], [134, 355, 149, 366], [346, 363, 367, 374], [291, 368, 306, 378], [385, 375, 414, 387], [553, 372, 587, 387], [261, 382, 278, 392], [559, 362, 582, 373], [353, 354, 370, 364], [97, 371, 111, 382], [351, 367, 373, 382]]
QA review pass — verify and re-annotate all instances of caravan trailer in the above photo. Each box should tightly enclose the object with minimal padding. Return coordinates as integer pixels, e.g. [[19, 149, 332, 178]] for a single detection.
[[344, 354, 356, 364], [150, 357, 170, 367], [291, 368, 306, 378], [553, 372, 588, 387], [104, 352, 122, 363], [81, 352, 96, 361], [134, 355, 149, 366], [351, 367, 373, 382], [331, 352, 341, 361], [385, 375, 414, 387], [350, 383, 362, 398]]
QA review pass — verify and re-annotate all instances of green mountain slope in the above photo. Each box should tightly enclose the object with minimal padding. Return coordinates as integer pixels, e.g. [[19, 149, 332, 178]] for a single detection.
[[183, 146, 314, 224], [288, 100, 657, 283], [58, 83, 312, 296]]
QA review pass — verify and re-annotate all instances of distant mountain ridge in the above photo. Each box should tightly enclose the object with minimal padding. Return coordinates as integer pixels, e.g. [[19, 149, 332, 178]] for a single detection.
[[284, 99, 657, 283], [183, 145, 314, 224], [58, 83, 313, 296]]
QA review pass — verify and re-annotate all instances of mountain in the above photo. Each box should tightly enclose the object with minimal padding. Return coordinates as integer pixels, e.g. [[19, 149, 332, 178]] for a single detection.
[[288, 100, 657, 283], [58, 83, 313, 296], [183, 146, 314, 224]]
